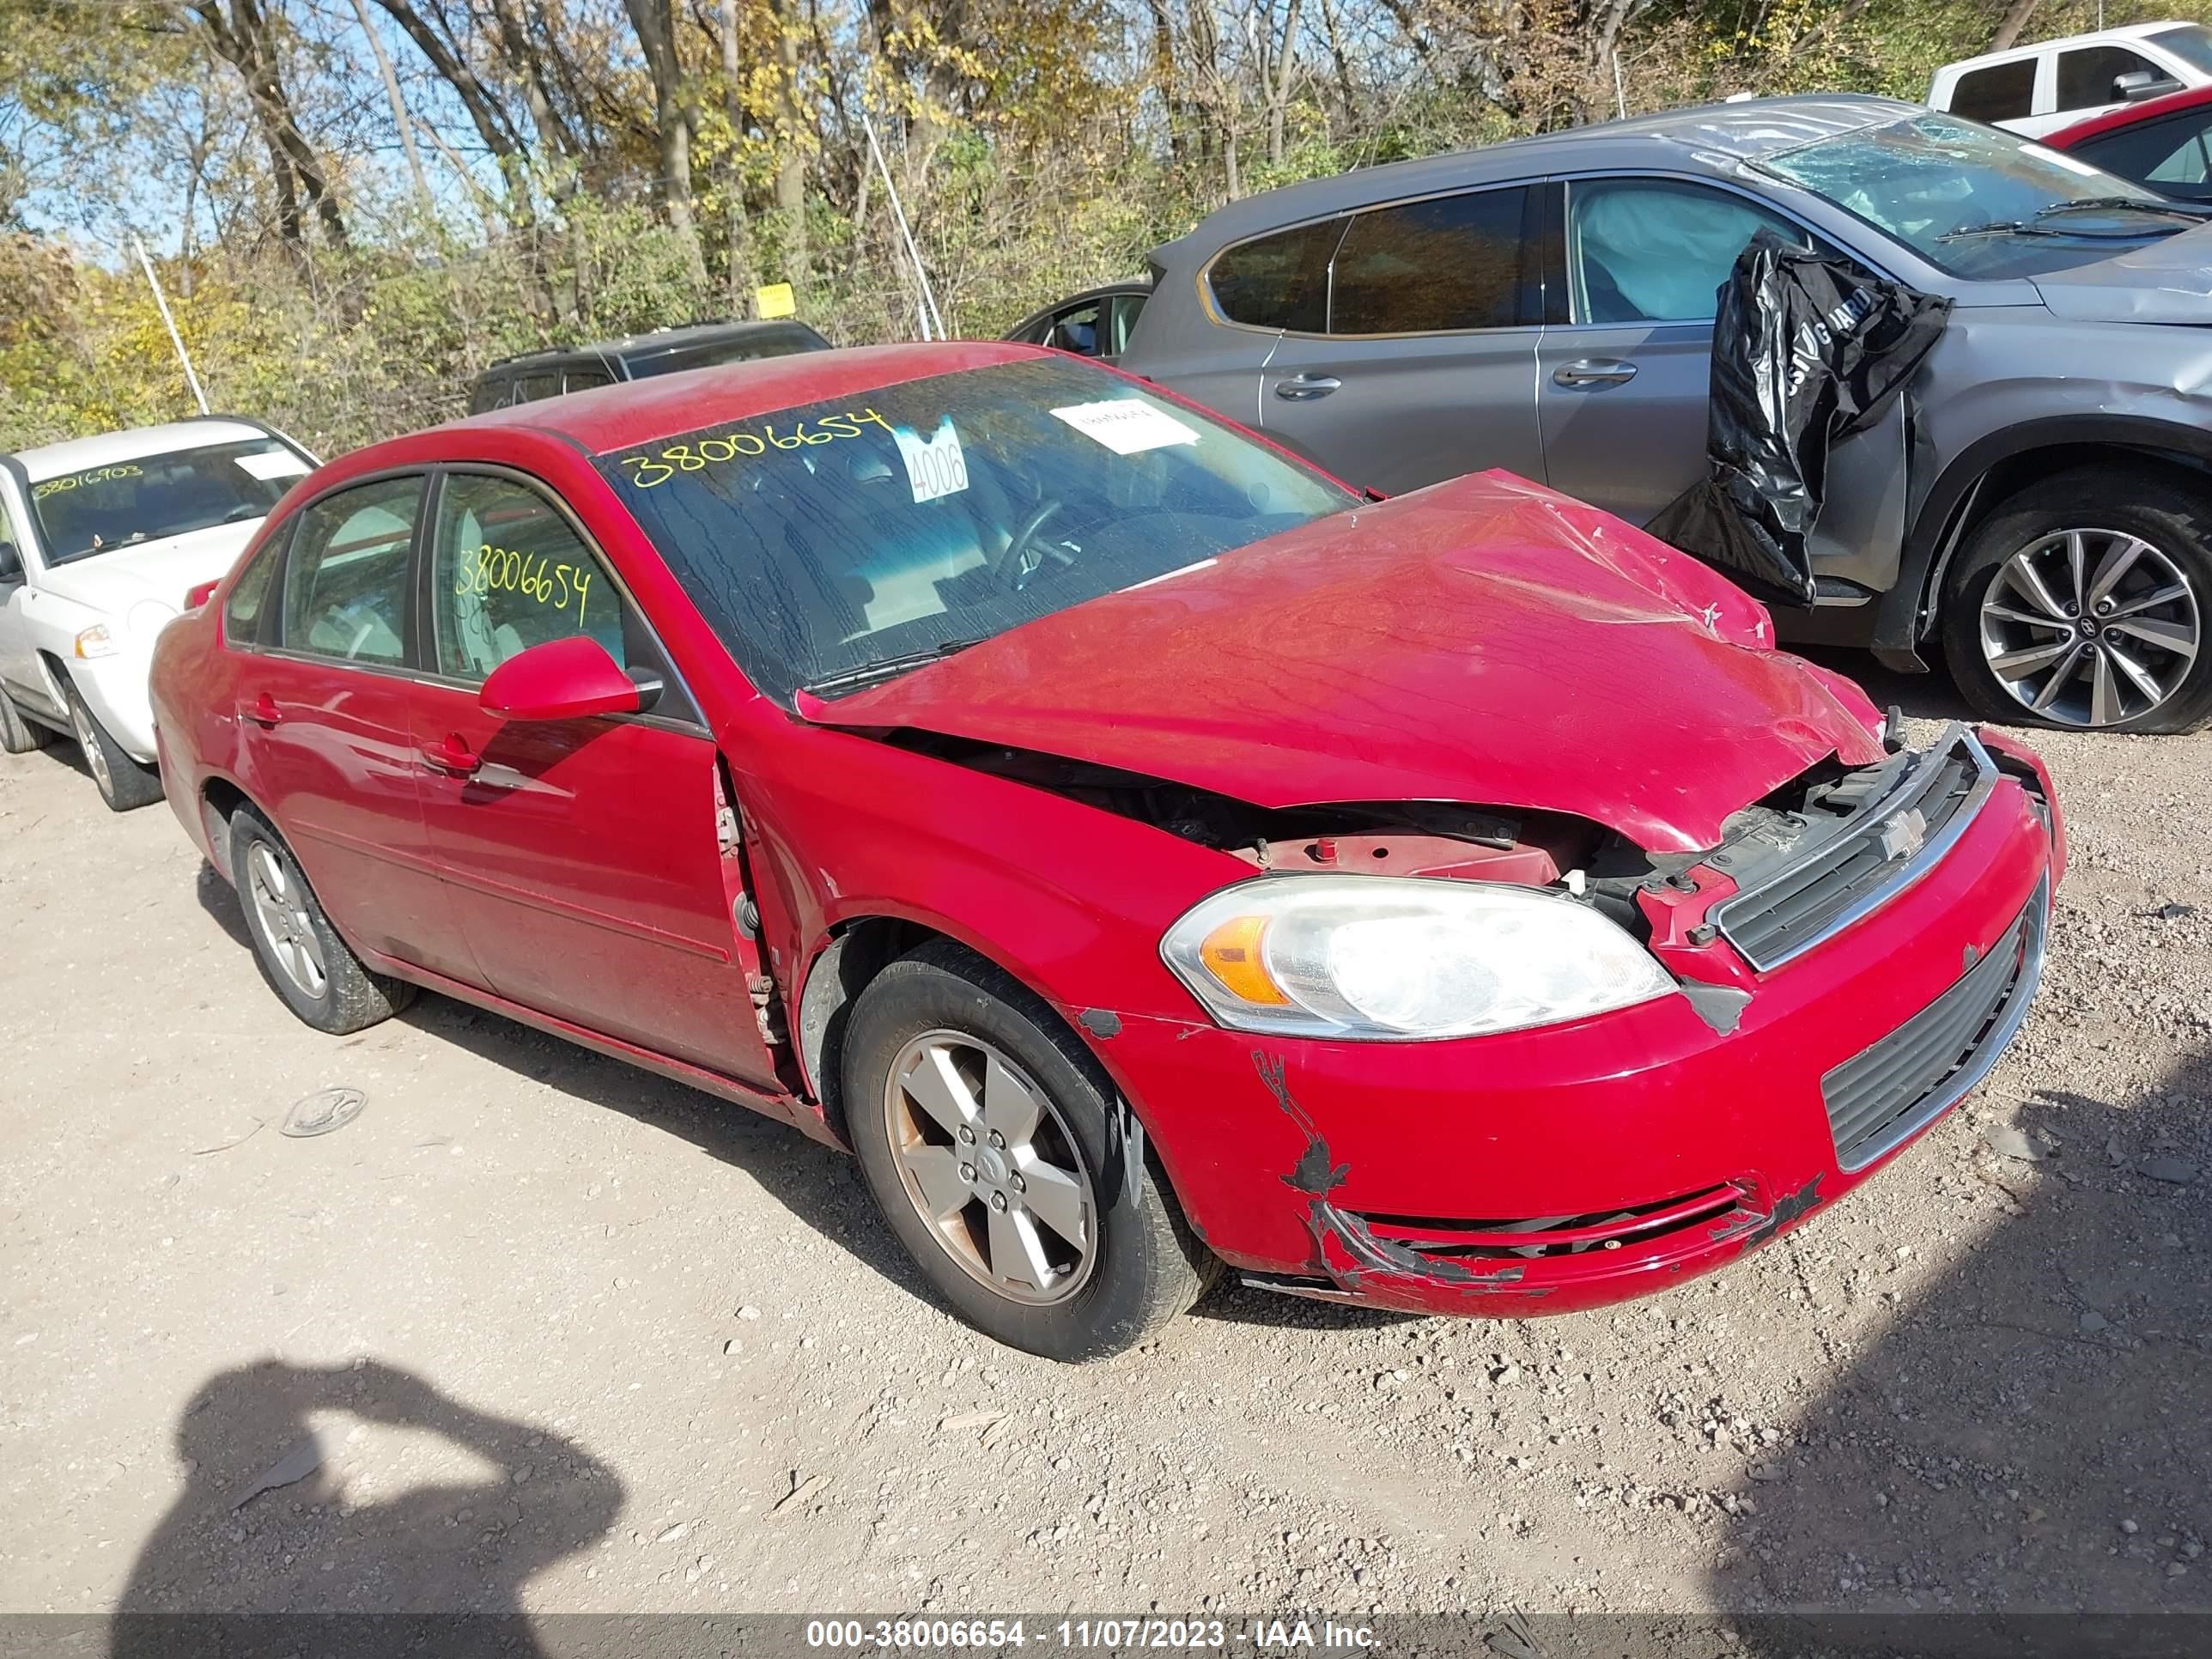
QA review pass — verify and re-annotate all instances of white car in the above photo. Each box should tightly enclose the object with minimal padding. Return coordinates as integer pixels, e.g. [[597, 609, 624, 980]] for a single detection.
[[1929, 21, 2212, 137], [0, 418, 315, 810]]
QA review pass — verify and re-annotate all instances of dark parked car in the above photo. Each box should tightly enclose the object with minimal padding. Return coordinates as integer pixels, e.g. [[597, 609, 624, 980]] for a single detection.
[[1004, 283, 1150, 362], [466, 319, 830, 413], [1120, 95, 2212, 733], [2046, 82, 2212, 201]]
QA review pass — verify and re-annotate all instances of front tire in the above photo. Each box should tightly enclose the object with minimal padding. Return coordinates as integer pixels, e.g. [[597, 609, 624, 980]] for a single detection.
[[842, 942, 1217, 1360], [1942, 467, 2211, 734], [229, 805, 415, 1034], [64, 683, 163, 810]]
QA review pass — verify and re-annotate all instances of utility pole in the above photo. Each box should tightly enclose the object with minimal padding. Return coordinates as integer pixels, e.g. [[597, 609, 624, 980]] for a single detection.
[[133, 236, 210, 416]]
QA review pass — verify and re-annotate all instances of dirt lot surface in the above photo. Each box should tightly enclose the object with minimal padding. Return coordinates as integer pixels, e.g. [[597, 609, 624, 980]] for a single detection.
[[2, 657, 2208, 1639]]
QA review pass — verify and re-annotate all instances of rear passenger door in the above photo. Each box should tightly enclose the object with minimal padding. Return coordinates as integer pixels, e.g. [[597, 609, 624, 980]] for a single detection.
[[1535, 176, 1810, 528], [1256, 185, 1547, 495], [240, 474, 477, 981], [1142, 218, 1342, 426]]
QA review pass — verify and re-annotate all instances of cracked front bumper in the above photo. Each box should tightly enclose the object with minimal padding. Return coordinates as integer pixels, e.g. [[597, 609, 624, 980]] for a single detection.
[[1087, 757, 2061, 1321]]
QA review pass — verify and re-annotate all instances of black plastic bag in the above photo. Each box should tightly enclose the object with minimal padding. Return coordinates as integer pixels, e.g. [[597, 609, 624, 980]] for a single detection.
[[1650, 230, 1951, 606]]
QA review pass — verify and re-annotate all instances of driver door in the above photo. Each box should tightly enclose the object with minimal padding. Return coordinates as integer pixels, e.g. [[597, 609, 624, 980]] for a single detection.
[[407, 466, 778, 1088]]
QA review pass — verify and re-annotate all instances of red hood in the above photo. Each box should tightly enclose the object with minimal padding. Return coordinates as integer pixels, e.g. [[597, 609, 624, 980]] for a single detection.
[[796, 472, 1886, 854]]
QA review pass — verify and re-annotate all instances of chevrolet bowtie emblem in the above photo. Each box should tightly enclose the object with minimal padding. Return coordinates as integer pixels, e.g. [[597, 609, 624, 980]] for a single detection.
[[1878, 807, 1928, 863]]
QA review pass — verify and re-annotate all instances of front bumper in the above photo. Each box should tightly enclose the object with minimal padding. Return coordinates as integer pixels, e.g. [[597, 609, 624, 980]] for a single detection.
[[1088, 730, 2061, 1319], [70, 647, 161, 763]]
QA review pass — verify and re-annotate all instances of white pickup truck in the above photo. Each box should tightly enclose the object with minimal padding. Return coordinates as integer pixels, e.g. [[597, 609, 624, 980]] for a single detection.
[[0, 418, 315, 810]]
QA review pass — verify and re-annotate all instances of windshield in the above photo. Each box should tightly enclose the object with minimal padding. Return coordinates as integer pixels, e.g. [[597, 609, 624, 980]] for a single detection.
[[2150, 23, 2212, 76], [1762, 112, 2189, 279], [599, 356, 1355, 702], [30, 437, 311, 565]]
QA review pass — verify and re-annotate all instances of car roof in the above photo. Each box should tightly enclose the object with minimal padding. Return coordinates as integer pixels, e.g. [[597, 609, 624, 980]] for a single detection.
[[1153, 95, 1920, 264], [1939, 21, 2197, 75], [485, 318, 826, 374], [10, 417, 278, 482], [2047, 79, 2212, 145], [440, 340, 1046, 458]]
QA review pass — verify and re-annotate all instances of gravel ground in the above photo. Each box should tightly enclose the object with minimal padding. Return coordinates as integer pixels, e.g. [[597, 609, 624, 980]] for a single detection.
[[0, 655, 2206, 1641]]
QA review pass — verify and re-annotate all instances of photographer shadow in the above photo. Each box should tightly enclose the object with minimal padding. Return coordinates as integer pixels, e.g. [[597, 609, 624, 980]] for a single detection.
[[114, 1357, 622, 1656]]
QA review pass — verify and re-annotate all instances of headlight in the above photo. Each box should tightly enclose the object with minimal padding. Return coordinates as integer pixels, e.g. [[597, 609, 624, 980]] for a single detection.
[[1160, 875, 1676, 1041], [128, 599, 179, 641], [74, 624, 118, 659]]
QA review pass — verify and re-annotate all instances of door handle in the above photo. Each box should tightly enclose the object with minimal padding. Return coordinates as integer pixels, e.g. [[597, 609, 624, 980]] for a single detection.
[[1273, 374, 1342, 401], [243, 692, 283, 727], [419, 733, 483, 776], [1552, 359, 1638, 388]]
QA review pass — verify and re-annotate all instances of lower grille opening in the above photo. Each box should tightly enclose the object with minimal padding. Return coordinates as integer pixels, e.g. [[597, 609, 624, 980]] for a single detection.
[[1353, 1182, 1749, 1261], [1821, 884, 2045, 1170]]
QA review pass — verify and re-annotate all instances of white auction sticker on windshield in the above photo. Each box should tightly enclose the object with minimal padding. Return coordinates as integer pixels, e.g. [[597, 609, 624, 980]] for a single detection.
[[236, 450, 311, 481], [1050, 399, 1200, 456], [893, 418, 969, 503]]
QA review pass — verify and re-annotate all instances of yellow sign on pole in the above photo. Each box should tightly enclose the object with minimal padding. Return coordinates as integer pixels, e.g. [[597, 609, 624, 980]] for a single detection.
[[754, 283, 797, 319]]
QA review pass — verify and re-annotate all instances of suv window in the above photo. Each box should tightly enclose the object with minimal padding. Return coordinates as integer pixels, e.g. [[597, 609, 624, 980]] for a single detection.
[[2057, 45, 2160, 110], [1206, 217, 1346, 331], [1951, 58, 2037, 122], [1570, 179, 1807, 323], [516, 372, 562, 404], [280, 477, 421, 665], [429, 472, 628, 681], [1105, 292, 1147, 354], [467, 378, 510, 415], [1328, 187, 1528, 334], [563, 366, 614, 393]]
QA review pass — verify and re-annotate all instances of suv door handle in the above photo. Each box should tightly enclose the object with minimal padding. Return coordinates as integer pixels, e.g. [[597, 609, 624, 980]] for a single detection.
[[1274, 374, 1342, 401], [419, 733, 482, 776], [1552, 359, 1638, 388], [243, 692, 283, 727]]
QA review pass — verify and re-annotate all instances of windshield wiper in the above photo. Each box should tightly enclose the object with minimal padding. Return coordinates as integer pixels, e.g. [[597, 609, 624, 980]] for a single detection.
[[801, 637, 987, 696], [1937, 216, 2176, 242], [2033, 194, 2212, 221]]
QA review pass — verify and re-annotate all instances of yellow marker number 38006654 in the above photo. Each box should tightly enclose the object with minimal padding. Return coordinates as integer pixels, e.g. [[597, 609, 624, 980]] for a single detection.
[[457, 542, 595, 627], [615, 410, 895, 489]]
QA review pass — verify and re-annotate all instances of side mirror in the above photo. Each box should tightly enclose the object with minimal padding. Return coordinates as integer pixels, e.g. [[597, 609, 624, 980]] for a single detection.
[[478, 635, 662, 722], [2114, 69, 2182, 101], [0, 541, 21, 586]]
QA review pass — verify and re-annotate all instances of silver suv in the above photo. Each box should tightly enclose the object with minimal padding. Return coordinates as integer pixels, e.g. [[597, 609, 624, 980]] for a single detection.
[[1121, 95, 2212, 733]]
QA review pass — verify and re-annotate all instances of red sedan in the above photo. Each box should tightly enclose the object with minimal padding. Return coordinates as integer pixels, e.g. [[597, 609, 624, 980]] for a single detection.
[[149, 343, 2063, 1359]]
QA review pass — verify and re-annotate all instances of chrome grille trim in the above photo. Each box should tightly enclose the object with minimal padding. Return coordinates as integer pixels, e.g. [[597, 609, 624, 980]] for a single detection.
[[1712, 723, 1997, 973]]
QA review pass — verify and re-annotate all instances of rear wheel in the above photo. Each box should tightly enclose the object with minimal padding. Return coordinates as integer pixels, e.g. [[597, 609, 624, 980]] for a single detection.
[[1942, 469, 2211, 733], [842, 942, 1217, 1360], [63, 683, 163, 810], [229, 805, 415, 1034], [0, 693, 48, 756]]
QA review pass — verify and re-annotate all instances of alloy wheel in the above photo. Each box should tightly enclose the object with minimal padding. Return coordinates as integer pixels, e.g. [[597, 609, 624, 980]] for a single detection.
[[1978, 528, 2199, 727], [246, 842, 328, 1000], [882, 1030, 1097, 1306], [70, 701, 112, 800]]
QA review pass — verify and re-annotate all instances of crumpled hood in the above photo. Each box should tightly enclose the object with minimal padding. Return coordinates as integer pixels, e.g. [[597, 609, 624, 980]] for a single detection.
[[32, 520, 259, 616], [797, 472, 1887, 854], [2030, 223, 2212, 324]]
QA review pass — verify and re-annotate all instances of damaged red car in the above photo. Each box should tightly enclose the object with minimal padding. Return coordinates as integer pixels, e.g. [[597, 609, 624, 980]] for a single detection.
[[149, 343, 2064, 1360]]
